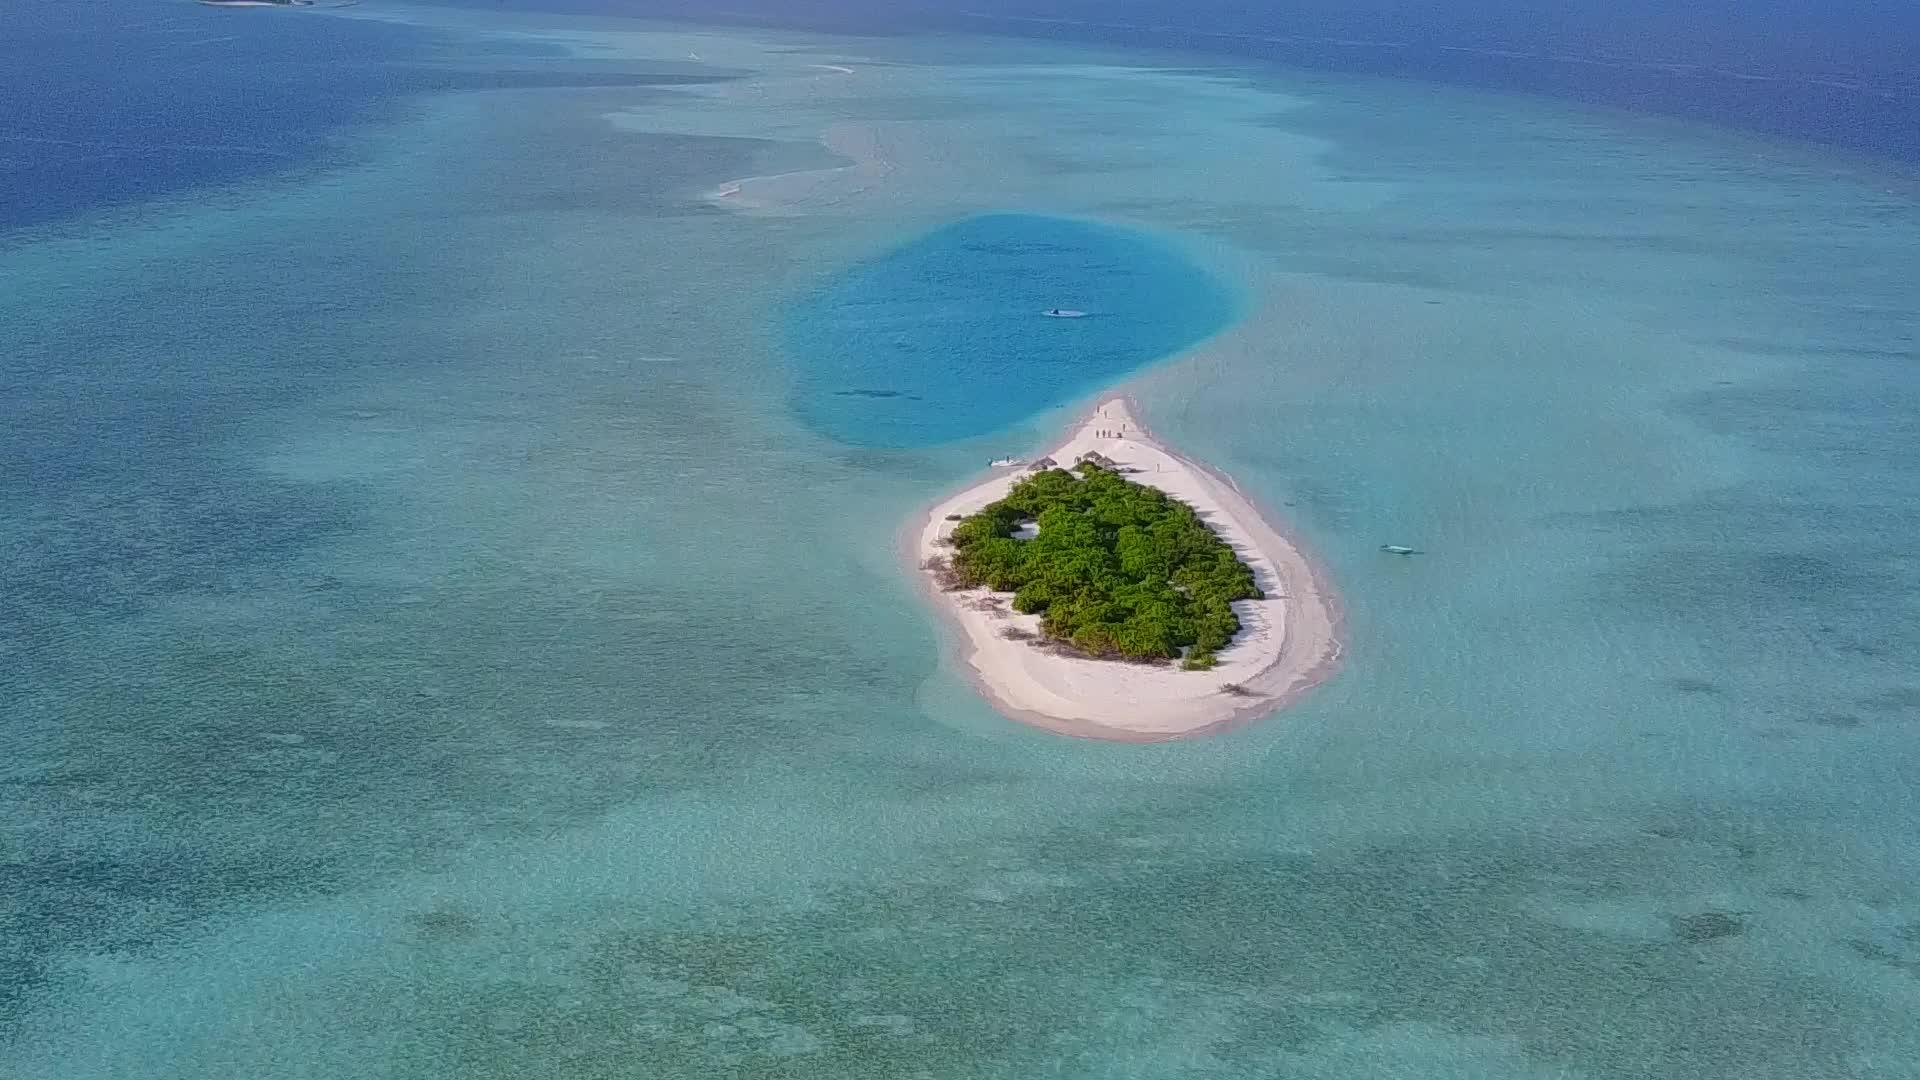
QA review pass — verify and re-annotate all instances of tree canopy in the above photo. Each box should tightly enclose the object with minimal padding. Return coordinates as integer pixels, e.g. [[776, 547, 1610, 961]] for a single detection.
[[947, 463, 1261, 669]]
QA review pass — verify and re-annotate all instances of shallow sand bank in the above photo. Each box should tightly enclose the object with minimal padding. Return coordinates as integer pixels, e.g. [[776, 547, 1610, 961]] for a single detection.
[[704, 122, 896, 213], [913, 396, 1341, 741]]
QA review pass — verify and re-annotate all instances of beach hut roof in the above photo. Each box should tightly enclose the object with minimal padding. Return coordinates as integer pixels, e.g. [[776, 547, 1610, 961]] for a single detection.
[[1029, 456, 1058, 469]]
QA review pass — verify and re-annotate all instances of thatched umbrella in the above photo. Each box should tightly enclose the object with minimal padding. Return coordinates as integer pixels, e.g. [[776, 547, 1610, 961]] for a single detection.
[[1028, 456, 1058, 470]]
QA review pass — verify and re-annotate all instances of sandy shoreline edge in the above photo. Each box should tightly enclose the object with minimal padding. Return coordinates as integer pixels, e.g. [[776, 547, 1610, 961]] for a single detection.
[[907, 395, 1343, 742]]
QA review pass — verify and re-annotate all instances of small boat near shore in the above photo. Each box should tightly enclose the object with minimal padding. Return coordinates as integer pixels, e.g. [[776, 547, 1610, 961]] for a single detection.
[[1041, 308, 1088, 318], [989, 457, 1023, 468], [1380, 544, 1419, 556]]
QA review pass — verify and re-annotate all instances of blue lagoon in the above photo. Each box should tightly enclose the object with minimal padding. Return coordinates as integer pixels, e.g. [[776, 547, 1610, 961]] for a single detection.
[[786, 213, 1234, 446]]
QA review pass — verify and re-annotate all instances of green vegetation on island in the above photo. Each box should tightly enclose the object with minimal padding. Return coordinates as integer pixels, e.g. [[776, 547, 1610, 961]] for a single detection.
[[936, 463, 1262, 669]]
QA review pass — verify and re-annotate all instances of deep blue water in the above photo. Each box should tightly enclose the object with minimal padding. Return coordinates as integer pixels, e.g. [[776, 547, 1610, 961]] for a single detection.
[[0, 0, 727, 234], [949, 0, 1920, 169], [784, 213, 1235, 447], [429, 0, 1920, 169], [9, 0, 1914, 236]]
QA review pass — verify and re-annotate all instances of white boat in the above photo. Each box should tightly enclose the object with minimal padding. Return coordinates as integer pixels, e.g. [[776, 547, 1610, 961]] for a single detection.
[[1041, 308, 1088, 318], [989, 457, 1022, 468]]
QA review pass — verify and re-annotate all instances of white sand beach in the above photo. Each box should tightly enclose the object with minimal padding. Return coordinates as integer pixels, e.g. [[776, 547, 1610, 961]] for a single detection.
[[914, 396, 1341, 741]]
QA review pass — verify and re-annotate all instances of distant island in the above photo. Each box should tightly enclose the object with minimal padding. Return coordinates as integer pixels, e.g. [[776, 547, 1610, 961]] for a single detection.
[[913, 397, 1342, 741], [930, 462, 1260, 670], [198, 0, 313, 7]]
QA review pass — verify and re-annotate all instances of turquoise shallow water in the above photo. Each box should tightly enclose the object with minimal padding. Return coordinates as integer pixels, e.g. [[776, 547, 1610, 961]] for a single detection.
[[3, 6, 1920, 1079], [786, 213, 1233, 446]]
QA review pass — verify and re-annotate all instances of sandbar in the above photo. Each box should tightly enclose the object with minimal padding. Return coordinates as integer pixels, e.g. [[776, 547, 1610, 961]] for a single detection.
[[913, 396, 1341, 741], [704, 123, 895, 214]]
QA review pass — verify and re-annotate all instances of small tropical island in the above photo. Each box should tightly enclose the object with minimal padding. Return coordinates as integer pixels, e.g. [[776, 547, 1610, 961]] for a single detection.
[[914, 397, 1341, 741], [929, 464, 1260, 670], [198, 0, 313, 8]]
